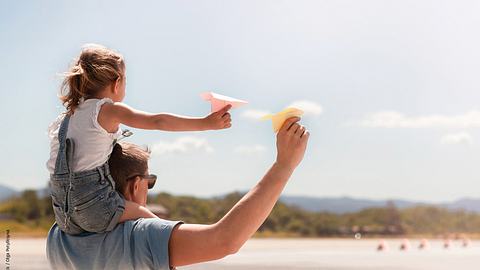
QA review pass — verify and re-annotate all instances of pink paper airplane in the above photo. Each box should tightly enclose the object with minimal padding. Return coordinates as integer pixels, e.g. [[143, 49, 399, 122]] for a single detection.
[[200, 92, 248, 112]]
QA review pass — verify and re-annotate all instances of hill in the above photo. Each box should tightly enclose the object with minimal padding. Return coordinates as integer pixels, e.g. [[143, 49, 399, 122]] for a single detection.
[[280, 195, 480, 214]]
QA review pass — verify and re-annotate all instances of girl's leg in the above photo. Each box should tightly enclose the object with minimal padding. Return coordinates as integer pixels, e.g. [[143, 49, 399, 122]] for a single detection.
[[119, 200, 158, 222]]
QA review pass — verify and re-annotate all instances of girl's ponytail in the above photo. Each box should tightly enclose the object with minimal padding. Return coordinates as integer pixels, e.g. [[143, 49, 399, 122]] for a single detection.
[[60, 62, 86, 114], [59, 44, 124, 115]]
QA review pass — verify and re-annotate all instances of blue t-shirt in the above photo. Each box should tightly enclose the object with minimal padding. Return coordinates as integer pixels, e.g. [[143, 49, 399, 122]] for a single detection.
[[46, 218, 183, 270]]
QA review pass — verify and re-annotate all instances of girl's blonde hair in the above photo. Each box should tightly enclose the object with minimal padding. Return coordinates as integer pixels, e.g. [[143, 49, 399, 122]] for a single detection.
[[60, 44, 125, 114]]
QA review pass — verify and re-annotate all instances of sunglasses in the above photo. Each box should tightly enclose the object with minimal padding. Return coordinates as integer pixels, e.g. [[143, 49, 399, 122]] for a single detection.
[[126, 174, 157, 189]]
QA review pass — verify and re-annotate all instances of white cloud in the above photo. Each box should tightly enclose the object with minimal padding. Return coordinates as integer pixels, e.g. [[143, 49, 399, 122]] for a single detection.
[[242, 109, 271, 120], [233, 144, 267, 155], [440, 132, 473, 145], [357, 110, 480, 128], [242, 101, 323, 121], [151, 136, 214, 156], [287, 100, 323, 116]]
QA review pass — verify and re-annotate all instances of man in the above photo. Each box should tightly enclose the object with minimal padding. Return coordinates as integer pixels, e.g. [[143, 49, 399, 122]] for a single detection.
[[47, 117, 309, 269]]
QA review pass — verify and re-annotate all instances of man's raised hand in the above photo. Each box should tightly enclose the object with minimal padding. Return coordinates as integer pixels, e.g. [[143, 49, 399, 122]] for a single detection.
[[275, 117, 310, 171]]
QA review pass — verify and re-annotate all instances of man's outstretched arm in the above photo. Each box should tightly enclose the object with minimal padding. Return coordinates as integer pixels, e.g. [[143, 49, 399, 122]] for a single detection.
[[168, 117, 310, 267]]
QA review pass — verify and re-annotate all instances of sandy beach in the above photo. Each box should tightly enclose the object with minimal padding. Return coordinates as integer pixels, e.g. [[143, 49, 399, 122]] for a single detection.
[[6, 237, 480, 269]]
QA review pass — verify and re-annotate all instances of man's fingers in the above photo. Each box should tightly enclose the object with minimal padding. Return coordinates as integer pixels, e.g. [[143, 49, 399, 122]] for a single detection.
[[297, 125, 305, 135], [291, 123, 301, 134], [301, 130, 310, 139], [279, 117, 301, 133]]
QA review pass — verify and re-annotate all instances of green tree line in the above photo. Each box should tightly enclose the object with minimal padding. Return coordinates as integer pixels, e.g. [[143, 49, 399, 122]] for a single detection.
[[2, 190, 480, 237]]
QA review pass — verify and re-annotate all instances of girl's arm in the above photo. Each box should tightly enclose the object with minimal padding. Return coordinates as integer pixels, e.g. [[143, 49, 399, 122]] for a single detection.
[[98, 102, 232, 133]]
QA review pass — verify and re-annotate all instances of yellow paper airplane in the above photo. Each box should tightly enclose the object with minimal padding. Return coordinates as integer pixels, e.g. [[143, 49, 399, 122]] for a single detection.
[[262, 107, 304, 132]]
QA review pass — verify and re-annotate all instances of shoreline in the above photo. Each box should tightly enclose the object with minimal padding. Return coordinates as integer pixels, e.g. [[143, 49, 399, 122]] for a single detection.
[[11, 238, 480, 270]]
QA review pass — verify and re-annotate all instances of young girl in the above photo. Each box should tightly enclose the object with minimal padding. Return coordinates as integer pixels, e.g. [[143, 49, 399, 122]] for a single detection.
[[47, 44, 232, 234]]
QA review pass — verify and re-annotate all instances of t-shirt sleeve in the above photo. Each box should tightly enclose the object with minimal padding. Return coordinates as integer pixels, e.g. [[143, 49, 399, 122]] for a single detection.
[[92, 98, 113, 134], [132, 218, 183, 270]]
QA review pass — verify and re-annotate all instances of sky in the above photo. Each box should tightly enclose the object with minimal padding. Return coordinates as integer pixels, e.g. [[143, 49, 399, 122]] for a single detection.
[[1, 0, 479, 202]]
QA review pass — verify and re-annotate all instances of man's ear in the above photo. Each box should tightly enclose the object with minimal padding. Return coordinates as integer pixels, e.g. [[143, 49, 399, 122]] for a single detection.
[[123, 177, 140, 200], [130, 177, 141, 196]]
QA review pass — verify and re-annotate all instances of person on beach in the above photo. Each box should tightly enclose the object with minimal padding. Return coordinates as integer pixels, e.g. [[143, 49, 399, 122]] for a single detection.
[[47, 44, 233, 234], [46, 117, 309, 269]]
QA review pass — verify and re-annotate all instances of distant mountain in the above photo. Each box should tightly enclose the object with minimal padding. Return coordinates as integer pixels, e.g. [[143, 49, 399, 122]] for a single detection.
[[4, 184, 480, 214], [0, 184, 49, 202], [279, 195, 480, 214], [0, 184, 18, 202], [36, 187, 51, 198], [443, 198, 480, 213]]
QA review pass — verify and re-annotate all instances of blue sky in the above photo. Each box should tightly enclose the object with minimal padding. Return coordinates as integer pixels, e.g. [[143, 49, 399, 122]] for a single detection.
[[1, 0, 479, 202]]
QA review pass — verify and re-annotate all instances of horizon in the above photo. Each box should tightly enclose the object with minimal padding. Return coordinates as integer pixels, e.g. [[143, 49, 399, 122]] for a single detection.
[[2, 182, 479, 205], [1, 0, 480, 202]]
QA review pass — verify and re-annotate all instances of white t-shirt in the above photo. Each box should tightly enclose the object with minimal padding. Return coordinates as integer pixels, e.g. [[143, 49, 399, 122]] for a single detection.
[[47, 98, 122, 174]]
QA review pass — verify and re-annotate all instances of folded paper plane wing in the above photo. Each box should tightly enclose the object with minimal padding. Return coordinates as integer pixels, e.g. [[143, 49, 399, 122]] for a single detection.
[[262, 107, 304, 132], [200, 92, 248, 112]]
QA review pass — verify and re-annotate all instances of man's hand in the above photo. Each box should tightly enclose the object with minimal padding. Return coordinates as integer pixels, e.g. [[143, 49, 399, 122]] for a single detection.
[[276, 117, 310, 171], [203, 104, 232, 130]]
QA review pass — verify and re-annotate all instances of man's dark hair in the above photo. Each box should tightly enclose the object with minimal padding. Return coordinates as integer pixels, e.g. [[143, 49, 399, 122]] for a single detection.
[[108, 142, 150, 194]]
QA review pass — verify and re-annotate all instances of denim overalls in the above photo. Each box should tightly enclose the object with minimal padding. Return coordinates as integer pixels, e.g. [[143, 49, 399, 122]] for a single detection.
[[49, 114, 125, 235]]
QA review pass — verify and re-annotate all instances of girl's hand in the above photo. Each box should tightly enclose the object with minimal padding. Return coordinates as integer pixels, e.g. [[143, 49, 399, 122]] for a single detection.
[[203, 104, 232, 130]]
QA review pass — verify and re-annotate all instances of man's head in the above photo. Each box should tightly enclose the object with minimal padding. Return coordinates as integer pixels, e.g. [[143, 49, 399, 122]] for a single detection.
[[108, 142, 156, 206]]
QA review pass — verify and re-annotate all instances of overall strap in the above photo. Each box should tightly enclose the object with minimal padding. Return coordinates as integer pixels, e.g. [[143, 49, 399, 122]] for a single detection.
[[51, 114, 77, 232], [103, 162, 116, 190], [64, 137, 75, 221], [53, 114, 71, 175]]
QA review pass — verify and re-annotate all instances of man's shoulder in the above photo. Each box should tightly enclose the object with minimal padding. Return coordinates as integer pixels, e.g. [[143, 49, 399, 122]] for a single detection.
[[129, 218, 183, 237], [46, 219, 183, 270], [47, 218, 182, 238], [128, 218, 183, 269]]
